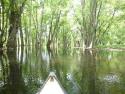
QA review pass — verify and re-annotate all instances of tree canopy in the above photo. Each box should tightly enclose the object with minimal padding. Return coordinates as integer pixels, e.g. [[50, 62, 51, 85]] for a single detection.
[[0, 0, 125, 49]]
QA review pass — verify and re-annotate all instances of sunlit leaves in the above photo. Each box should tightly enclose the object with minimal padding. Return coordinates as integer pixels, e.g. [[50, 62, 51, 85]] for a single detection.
[[1, 0, 125, 48]]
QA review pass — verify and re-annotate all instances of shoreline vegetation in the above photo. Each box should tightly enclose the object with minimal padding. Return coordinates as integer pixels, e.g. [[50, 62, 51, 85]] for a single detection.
[[1, 46, 125, 52]]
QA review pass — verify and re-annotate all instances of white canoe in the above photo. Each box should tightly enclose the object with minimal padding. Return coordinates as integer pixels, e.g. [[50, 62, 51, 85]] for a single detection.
[[37, 72, 67, 94]]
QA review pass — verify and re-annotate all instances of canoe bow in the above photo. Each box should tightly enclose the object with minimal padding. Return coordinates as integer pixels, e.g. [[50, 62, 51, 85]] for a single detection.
[[37, 72, 67, 94]]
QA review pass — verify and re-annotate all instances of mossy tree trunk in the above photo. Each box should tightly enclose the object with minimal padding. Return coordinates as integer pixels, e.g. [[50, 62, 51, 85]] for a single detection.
[[0, 0, 8, 49], [7, 11, 20, 49], [7, 0, 26, 49]]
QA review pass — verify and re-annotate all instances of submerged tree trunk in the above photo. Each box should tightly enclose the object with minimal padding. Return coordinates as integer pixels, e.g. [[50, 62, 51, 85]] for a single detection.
[[85, 0, 97, 49], [89, 0, 97, 48], [46, 10, 61, 49], [80, 0, 98, 49]]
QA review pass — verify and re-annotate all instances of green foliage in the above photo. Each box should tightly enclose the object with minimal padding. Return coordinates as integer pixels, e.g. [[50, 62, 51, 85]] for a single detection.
[[0, 0, 125, 48]]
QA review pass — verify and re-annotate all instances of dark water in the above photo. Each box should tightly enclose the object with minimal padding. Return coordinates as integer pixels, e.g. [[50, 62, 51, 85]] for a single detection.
[[0, 46, 125, 94]]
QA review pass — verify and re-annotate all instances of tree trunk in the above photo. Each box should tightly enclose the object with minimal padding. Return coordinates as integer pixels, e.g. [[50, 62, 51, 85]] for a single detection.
[[20, 16, 24, 47], [7, 11, 20, 49], [82, 0, 97, 49], [47, 39, 52, 51], [0, 0, 5, 49]]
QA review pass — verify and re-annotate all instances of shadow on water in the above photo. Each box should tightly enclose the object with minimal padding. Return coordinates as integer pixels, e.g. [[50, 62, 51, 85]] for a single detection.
[[0, 47, 125, 94]]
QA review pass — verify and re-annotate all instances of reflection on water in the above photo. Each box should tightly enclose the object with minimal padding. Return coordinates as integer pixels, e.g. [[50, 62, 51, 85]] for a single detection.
[[0, 47, 125, 94], [102, 74, 120, 83]]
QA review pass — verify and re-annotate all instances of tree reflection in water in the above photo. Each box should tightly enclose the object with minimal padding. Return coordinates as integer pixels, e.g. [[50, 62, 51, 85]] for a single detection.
[[0, 48, 26, 94], [0, 47, 125, 94]]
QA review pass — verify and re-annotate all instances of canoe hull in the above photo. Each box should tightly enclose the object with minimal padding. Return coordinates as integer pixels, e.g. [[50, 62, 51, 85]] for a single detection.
[[37, 72, 67, 94]]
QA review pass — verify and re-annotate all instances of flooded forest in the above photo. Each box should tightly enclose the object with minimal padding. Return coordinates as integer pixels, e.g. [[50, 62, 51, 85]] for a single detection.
[[0, 0, 125, 94]]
